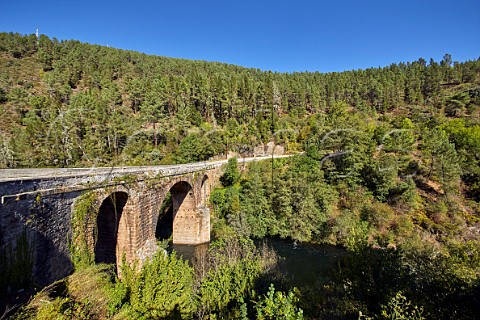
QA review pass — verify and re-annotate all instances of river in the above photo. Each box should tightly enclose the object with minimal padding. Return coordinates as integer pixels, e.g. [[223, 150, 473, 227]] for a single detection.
[[172, 237, 346, 288], [255, 238, 346, 287]]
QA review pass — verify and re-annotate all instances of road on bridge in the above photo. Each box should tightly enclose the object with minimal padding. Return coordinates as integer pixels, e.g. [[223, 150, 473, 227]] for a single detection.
[[0, 155, 295, 182]]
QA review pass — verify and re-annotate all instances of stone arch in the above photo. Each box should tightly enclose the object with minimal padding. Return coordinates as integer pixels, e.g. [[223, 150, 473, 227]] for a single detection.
[[152, 179, 211, 245], [94, 191, 128, 266]]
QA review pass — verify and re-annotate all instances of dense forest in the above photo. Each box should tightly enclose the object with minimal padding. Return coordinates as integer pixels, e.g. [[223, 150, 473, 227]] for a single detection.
[[1, 32, 480, 319], [1, 32, 479, 168]]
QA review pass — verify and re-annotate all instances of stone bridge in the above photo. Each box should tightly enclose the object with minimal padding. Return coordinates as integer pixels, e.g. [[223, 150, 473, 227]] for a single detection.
[[0, 156, 288, 287]]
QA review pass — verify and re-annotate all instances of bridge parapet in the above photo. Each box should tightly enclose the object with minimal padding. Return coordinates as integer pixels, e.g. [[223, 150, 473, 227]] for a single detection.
[[0, 162, 218, 204]]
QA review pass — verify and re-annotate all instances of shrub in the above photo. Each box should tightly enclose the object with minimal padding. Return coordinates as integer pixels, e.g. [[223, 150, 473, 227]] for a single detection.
[[220, 157, 240, 187], [124, 252, 195, 319], [255, 284, 304, 320]]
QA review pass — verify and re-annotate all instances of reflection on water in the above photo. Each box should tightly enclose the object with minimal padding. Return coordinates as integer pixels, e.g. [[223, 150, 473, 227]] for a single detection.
[[171, 238, 345, 288], [256, 238, 346, 287], [171, 243, 209, 264]]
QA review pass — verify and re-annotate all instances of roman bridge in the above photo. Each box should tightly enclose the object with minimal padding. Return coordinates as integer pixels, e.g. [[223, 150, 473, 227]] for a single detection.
[[0, 156, 290, 287]]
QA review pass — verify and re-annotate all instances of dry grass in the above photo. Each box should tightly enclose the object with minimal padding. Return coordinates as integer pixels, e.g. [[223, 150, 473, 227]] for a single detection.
[[15, 264, 119, 319], [66, 264, 117, 318]]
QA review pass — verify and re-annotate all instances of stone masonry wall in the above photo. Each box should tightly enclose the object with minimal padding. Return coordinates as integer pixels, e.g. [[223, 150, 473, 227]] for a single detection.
[[0, 179, 78, 287]]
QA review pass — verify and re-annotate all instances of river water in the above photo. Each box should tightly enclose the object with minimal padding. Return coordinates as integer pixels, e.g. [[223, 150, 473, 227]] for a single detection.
[[173, 238, 345, 288], [256, 238, 346, 287]]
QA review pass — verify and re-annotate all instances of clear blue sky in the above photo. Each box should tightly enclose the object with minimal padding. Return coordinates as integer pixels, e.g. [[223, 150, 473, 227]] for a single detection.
[[1, 0, 479, 73]]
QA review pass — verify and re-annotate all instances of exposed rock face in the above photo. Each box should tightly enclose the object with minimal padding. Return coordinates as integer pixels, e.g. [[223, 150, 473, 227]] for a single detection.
[[253, 143, 265, 157], [265, 141, 285, 156], [273, 145, 285, 155], [266, 141, 275, 155]]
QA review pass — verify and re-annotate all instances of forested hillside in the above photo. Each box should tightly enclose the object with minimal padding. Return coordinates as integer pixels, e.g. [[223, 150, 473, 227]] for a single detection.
[[1, 32, 479, 168], [1, 32, 480, 319]]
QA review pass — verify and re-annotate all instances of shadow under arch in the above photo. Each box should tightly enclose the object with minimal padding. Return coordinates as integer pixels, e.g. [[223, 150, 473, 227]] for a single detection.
[[155, 191, 173, 240], [200, 174, 209, 208], [94, 191, 128, 266], [155, 181, 197, 244]]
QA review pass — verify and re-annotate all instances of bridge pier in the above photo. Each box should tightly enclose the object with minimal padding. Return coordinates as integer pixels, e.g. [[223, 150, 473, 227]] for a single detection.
[[169, 180, 211, 245], [172, 206, 210, 245]]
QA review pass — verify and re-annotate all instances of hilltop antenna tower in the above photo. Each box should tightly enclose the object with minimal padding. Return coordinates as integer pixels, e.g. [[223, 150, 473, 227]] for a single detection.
[[36, 28, 39, 44]]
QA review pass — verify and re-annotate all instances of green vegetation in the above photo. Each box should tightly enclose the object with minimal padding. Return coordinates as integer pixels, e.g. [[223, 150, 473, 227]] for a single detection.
[[16, 236, 303, 319], [254, 284, 304, 320], [209, 148, 480, 318], [209, 146, 479, 318], [1, 33, 480, 318], [121, 252, 195, 319], [15, 264, 127, 319], [70, 191, 98, 268], [219, 157, 240, 187], [1, 33, 479, 169]]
